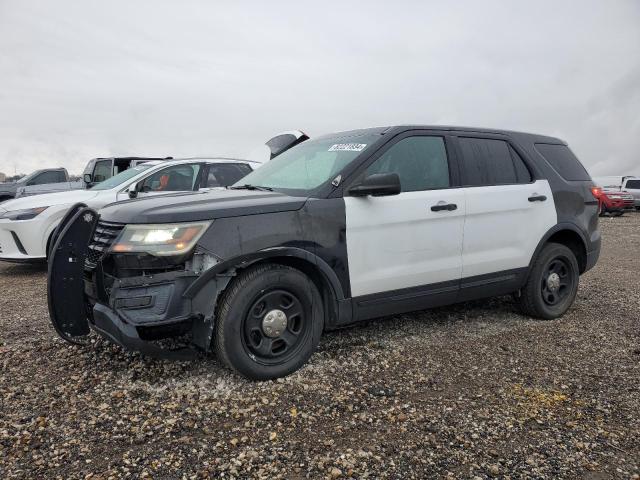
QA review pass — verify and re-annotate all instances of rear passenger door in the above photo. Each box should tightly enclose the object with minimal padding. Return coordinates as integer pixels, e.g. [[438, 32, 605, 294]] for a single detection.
[[344, 133, 466, 310], [455, 136, 557, 281]]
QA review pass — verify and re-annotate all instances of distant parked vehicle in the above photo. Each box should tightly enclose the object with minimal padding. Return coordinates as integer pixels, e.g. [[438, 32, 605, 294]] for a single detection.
[[621, 177, 640, 210], [593, 176, 640, 211], [0, 158, 255, 263], [0, 158, 174, 204], [592, 187, 632, 216], [0, 168, 83, 203]]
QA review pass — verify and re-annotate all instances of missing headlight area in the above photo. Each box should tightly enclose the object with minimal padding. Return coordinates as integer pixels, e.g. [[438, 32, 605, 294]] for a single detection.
[[186, 251, 220, 274]]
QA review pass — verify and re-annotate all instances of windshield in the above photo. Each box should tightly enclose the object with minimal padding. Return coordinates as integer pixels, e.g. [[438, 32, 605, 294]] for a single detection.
[[91, 165, 153, 190], [233, 134, 380, 195], [16, 175, 31, 184]]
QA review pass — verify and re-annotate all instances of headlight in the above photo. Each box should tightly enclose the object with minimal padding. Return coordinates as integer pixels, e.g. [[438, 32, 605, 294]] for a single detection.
[[110, 221, 212, 256], [0, 206, 48, 221]]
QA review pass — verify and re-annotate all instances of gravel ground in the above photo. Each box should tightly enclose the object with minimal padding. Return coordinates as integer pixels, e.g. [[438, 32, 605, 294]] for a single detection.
[[1, 214, 639, 479]]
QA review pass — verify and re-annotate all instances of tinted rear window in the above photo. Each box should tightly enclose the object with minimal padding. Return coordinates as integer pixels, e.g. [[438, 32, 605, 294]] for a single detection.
[[625, 179, 640, 189], [535, 143, 590, 181], [458, 137, 531, 186], [205, 163, 252, 187]]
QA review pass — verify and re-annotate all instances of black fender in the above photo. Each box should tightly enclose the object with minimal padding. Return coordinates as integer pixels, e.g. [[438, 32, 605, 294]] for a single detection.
[[183, 247, 350, 346], [183, 246, 346, 301], [528, 222, 589, 272]]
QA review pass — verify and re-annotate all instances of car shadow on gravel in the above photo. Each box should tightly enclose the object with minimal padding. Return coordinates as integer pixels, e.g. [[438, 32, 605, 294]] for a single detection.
[[0, 261, 47, 276], [52, 295, 522, 385], [318, 295, 523, 354]]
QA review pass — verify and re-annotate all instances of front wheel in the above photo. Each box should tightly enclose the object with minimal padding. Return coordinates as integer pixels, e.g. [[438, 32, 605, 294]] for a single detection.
[[214, 264, 324, 380], [516, 243, 580, 320]]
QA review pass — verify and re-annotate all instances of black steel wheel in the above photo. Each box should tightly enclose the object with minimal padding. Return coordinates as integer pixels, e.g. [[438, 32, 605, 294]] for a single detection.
[[540, 257, 574, 307], [516, 242, 580, 319], [242, 289, 310, 366], [214, 264, 324, 380]]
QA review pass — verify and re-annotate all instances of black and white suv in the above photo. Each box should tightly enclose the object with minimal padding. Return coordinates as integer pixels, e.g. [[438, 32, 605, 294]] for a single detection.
[[48, 126, 601, 380]]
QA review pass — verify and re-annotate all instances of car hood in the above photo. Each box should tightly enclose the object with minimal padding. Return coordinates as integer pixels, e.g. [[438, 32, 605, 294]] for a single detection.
[[0, 189, 101, 212], [99, 189, 308, 224]]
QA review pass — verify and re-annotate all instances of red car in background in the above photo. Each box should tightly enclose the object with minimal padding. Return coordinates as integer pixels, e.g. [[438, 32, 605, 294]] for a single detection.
[[592, 186, 635, 216]]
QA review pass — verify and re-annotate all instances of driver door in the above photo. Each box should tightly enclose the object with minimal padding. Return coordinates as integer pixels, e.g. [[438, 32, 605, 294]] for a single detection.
[[343, 133, 466, 318]]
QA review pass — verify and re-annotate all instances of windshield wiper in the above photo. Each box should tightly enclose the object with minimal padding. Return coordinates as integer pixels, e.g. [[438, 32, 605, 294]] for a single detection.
[[229, 184, 274, 192]]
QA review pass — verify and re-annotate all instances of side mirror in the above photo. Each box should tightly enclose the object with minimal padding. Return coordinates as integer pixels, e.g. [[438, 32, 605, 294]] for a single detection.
[[83, 174, 92, 184], [128, 182, 142, 199], [128, 181, 149, 199], [348, 173, 401, 197]]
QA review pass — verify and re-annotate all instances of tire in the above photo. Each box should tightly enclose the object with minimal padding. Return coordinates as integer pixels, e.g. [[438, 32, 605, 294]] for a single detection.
[[214, 264, 324, 380], [614, 211, 624, 217], [516, 243, 580, 320]]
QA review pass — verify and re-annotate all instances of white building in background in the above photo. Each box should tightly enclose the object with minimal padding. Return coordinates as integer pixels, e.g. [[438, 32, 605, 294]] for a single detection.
[[0, 172, 6, 182]]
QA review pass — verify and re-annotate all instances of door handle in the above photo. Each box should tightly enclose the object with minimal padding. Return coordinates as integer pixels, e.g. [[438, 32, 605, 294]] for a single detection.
[[528, 195, 547, 202], [431, 202, 457, 212]]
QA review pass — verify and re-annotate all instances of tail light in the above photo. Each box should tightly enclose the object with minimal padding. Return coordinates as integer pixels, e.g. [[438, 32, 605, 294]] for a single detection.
[[590, 187, 602, 199]]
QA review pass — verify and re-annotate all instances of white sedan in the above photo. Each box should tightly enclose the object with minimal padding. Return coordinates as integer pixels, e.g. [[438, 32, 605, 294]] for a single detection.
[[0, 158, 254, 263]]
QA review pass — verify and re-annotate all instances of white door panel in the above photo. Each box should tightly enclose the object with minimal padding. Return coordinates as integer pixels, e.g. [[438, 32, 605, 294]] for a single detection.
[[345, 190, 466, 297], [461, 180, 557, 278]]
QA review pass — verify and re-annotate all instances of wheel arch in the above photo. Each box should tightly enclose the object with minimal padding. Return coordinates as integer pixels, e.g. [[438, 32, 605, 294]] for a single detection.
[[530, 224, 588, 274], [183, 247, 346, 328]]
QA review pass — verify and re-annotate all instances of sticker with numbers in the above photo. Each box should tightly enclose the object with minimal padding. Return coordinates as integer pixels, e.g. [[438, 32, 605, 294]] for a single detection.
[[328, 143, 367, 152]]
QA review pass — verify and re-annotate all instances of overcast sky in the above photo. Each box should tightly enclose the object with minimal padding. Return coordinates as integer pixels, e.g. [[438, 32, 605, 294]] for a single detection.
[[0, 0, 639, 177]]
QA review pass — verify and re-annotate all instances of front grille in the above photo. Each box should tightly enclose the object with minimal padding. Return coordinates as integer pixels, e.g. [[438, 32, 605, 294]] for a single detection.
[[85, 221, 125, 270]]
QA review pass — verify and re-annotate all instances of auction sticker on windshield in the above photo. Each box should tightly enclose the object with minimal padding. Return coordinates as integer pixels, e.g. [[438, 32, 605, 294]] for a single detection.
[[328, 143, 367, 152]]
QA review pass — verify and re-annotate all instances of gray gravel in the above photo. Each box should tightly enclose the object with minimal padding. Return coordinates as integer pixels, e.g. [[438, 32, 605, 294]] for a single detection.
[[1, 214, 639, 479]]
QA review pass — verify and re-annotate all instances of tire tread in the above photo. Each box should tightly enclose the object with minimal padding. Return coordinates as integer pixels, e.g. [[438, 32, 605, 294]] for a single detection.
[[516, 242, 579, 320], [214, 263, 321, 379]]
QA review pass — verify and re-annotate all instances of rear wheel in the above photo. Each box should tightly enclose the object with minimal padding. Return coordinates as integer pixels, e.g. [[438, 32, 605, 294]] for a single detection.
[[214, 264, 324, 380], [516, 243, 579, 320]]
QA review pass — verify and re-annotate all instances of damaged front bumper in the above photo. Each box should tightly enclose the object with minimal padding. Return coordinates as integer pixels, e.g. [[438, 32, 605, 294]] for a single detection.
[[48, 205, 230, 359]]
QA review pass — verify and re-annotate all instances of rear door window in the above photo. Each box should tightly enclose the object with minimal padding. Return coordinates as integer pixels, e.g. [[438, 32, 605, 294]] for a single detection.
[[205, 164, 252, 188], [458, 137, 531, 186], [534, 143, 591, 181]]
